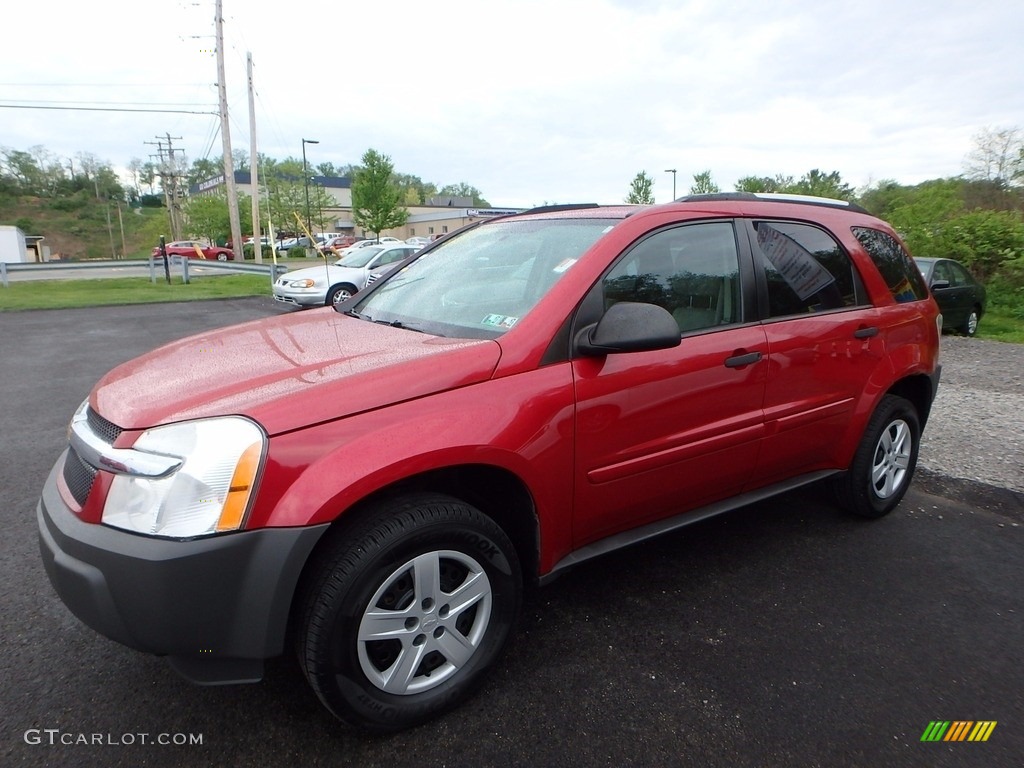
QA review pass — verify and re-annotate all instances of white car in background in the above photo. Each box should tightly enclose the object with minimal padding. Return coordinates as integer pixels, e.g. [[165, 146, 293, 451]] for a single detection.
[[272, 243, 419, 307]]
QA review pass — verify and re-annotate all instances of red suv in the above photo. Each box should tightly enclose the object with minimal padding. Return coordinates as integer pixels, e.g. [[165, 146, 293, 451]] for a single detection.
[[39, 194, 940, 731]]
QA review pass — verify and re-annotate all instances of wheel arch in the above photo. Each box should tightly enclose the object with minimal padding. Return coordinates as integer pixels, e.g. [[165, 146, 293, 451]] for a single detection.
[[886, 373, 936, 430], [286, 463, 540, 632]]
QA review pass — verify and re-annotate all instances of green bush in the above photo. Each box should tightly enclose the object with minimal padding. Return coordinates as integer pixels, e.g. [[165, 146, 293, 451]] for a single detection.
[[48, 193, 89, 212]]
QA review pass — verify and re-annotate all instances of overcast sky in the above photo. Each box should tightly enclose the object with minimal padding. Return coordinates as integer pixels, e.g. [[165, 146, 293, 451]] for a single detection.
[[3, 0, 1022, 207]]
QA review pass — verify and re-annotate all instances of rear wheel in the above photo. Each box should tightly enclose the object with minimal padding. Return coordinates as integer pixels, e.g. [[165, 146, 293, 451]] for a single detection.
[[296, 493, 522, 731], [834, 395, 920, 518], [217, 252, 229, 261], [961, 308, 980, 336]]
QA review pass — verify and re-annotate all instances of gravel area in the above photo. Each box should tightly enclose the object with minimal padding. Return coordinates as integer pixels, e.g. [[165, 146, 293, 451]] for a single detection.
[[918, 334, 1024, 493]]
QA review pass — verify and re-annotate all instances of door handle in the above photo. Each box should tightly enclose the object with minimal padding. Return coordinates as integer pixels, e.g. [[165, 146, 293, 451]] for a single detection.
[[724, 351, 763, 369], [853, 326, 879, 339]]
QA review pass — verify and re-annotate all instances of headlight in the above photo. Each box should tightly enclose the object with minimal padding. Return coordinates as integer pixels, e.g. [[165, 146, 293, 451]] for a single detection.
[[289, 278, 316, 288], [103, 416, 265, 538]]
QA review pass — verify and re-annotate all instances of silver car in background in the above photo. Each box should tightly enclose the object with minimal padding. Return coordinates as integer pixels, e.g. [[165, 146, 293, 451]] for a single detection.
[[272, 243, 418, 307]]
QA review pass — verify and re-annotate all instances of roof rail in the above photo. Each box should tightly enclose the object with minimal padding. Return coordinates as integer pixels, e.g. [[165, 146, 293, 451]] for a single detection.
[[677, 192, 869, 214], [519, 203, 600, 214]]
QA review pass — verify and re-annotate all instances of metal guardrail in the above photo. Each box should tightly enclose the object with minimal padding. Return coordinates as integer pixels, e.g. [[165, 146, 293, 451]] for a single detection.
[[0, 258, 289, 288]]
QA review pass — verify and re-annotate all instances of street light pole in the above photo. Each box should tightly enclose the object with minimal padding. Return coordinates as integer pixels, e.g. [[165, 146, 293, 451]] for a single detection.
[[302, 138, 319, 235], [665, 168, 677, 200]]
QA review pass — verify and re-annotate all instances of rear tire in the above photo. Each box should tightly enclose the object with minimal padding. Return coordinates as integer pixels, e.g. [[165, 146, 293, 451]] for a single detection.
[[296, 493, 522, 732], [834, 394, 920, 518], [961, 308, 979, 336]]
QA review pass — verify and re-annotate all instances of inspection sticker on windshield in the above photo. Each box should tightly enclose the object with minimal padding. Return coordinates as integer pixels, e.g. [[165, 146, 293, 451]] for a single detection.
[[482, 314, 519, 328], [552, 258, 578, 273]]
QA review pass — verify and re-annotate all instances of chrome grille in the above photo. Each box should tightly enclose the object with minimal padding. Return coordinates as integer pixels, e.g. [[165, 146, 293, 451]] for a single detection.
[[63, 446, 98, 506], [87, 407, 123, 444]]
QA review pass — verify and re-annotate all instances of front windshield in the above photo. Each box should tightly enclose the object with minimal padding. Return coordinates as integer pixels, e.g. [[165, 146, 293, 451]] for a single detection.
[[351, 218, 616, 338], [336, 246, 383, 268]]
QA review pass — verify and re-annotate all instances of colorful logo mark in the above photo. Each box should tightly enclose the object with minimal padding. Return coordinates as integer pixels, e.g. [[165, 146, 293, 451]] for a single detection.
[[920, 721, 997, 742]]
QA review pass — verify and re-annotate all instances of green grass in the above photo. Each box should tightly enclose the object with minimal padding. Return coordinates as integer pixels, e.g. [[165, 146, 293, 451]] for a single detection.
[[0, 274, 273, 311], [976, 307, 1024, 343]]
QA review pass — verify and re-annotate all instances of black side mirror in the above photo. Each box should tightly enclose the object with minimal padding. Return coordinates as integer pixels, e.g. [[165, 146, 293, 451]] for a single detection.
[[576, 302, 681, 356]]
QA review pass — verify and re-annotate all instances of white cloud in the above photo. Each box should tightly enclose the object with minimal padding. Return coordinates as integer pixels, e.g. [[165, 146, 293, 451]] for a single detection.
[[2, 0, 1022, 206]]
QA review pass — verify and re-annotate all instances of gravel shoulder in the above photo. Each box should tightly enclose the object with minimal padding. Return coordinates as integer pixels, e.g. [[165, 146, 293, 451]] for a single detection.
[[918, 334, 1024, 494]]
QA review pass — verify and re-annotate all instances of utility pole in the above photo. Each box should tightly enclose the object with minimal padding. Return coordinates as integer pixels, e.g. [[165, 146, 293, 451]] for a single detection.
[[215, 0, 243, 259], [247, 51, 261, 262], [146, 134, 184, 240]]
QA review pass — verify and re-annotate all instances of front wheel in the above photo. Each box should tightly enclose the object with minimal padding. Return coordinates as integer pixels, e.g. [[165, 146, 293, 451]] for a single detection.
[[834, 394, 920, 518], [327, 284, 356, 307], [296, 493, 522, 731], [217, 252, 229, 261]]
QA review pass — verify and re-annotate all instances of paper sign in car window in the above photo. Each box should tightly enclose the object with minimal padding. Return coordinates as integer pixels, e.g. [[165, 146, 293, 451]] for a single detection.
[[757, 225, 835, 300]]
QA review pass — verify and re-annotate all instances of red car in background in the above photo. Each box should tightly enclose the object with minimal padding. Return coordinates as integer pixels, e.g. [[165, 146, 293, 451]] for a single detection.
[[151, 240, 236, 261]]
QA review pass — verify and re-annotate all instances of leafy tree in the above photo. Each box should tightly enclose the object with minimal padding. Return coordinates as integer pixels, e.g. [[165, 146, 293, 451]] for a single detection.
[[187, 158, 222, 187], [438, 182, 490, 207], [1, 148, 46, 193], [735, 174, 795, 193], [625, 171, 655, 204], [394, 173, 437, 205], [351, 149, 408, 236], [316, 161, 339, 177], [964, 126, 1022, 186], [689, 170, 720, 195], [791, 169, 854, 200], [183, 192, 253, 245], [933, 209, 1024, 281], [265, 178, 332, 236]]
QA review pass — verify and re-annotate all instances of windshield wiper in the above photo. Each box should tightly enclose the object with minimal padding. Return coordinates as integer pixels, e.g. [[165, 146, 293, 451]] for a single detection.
[[343, 309, 373, 321], [374, 319, 428, 334]]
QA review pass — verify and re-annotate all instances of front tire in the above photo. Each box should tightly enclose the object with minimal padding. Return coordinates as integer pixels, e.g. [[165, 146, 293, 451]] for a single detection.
[[327, 283, 356, 307], [835, 395, 920, 518], [296, 494, 522, 731], [217, 252, 229, 261]]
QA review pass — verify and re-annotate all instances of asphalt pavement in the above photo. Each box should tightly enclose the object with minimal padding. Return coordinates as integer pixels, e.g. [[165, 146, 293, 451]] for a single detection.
[[1, 298, 1021, 768]]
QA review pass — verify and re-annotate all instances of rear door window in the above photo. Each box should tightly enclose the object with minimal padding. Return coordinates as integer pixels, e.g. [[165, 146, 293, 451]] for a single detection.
[[751, 221, 869, 317]]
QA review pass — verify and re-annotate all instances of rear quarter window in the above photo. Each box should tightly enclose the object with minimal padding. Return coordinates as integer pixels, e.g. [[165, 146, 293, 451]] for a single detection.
[[852, 227, 929, 302]]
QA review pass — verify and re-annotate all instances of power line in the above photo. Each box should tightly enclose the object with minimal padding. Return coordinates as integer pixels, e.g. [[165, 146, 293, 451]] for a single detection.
[[0, 103, 218, 115]]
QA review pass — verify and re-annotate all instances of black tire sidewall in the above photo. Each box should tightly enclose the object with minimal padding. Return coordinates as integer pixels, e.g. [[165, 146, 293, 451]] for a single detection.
[[327, 284, 354, 307], [962, 310, 978, 336], [841, 395, 920, 518], [301, 498, 521, 731]]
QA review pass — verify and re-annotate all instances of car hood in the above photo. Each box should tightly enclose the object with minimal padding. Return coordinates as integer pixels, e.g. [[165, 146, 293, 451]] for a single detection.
[[92, 309, 501, 436]]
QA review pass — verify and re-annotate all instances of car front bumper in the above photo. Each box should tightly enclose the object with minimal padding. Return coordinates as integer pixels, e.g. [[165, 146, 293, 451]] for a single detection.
[[37, 456, 328, 684], [272, 286, 327, 307]]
